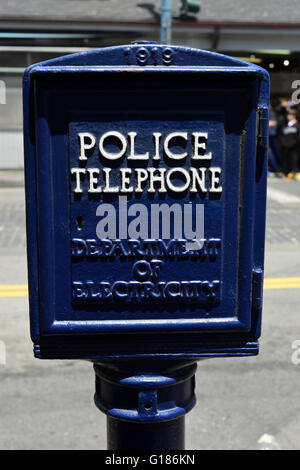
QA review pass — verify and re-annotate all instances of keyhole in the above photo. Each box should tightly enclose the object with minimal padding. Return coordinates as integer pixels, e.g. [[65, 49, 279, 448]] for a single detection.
[[76, 216, 84, 230]]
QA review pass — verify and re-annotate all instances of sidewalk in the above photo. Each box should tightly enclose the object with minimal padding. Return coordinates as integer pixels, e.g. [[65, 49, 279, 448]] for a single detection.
[[0, 170, 24, 187]]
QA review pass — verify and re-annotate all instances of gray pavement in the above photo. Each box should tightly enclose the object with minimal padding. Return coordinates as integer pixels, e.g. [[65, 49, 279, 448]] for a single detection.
[[0, 177, 300, 449]]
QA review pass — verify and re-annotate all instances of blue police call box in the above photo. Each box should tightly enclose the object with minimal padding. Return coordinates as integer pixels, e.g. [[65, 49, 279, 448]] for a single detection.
[[23, 44, 269, 360]]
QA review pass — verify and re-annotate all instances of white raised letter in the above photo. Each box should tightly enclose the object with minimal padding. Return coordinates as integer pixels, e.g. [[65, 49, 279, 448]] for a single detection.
[[78, 133, 96, 160], [87, 168, 102, 193], [103, 168, 119, 193], [209, 167, 222, 192], [192, 132, 212, 160], [148, 168, 167, 193], [71, 168, 86, 193], [120, 168, 133, 192], [166, 168, 190, 193], [99, 131, 127, 160], [135, 169, 149, 192], [164, 132, 188, 160], [128, 132, 149, 160], [190, 168, 207, 193], [152, 132, 162, 161]]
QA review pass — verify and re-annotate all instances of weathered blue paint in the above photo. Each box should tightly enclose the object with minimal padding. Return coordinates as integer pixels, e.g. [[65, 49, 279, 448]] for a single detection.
[[23, 44, 269, 361]]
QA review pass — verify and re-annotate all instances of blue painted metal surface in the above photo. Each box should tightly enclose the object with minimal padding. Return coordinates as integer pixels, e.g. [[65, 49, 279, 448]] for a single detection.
[[94, 361, 196, 422], [94, 359, 197, 447], [23, 44, 269, 361]]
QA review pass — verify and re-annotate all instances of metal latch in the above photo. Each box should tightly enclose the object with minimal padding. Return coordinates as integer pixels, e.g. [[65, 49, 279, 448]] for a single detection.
[[252, 268, 264, 310], [257, 107, 269, 149]]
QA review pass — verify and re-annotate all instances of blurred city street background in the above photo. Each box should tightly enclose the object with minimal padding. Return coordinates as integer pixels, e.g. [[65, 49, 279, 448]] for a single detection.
[[1, 0, 300, 450]]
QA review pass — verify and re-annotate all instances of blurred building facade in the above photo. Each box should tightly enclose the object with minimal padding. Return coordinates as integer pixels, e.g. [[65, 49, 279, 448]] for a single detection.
[[1, 0, 300, 168]]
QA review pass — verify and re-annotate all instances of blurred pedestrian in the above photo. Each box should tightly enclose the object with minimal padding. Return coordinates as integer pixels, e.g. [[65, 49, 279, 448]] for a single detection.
[[268, 105, 282, 174], [278, 108, 300, 179], [276, 97, 290, 128]]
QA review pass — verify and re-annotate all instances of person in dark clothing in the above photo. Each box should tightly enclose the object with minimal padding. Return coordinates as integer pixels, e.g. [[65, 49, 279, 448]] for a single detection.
[[278, 108, 300, 178], [276, 97, 289, 129], [268, 105, 282, 173]]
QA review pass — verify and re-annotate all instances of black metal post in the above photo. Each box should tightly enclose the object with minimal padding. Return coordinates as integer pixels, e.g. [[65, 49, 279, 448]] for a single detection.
[[94, 361, 197, 450]]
